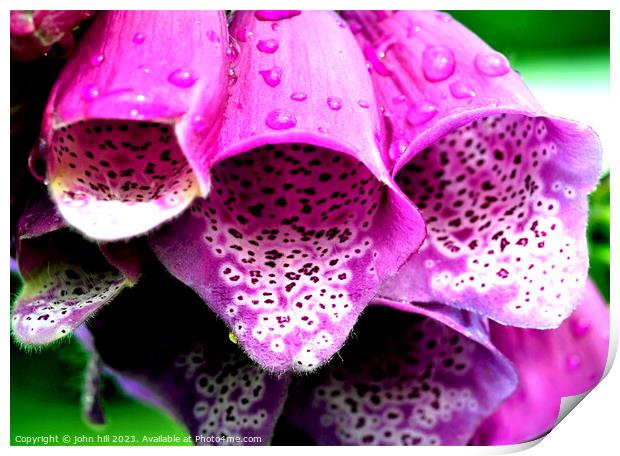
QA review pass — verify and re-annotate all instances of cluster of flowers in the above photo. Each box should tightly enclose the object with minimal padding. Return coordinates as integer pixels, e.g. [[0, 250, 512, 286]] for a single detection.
[[10, 10, 609, 446]]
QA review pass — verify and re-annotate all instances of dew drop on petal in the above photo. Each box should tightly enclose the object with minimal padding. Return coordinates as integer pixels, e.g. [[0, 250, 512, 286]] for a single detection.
[[90, 53, 104, 67], [357, 99, 370, 109], [393, 94, 407, 104], [265, 109, 297, 130], [327, 96, 343, 111], [167, 68, 199, 88], [291, 92, 308, 102], [255, 10, 301, 21], [449, 81, 477, 99], [436, 12, 453, 22], [132, 33, 145, 44], [257, 39, 279, 54], [565, 354, 582, 371], [227, 37, 241, 63], [570, 317, 591, 338], [259, 66, 282, 87], [475, 52, 511, 77], [191, 115, 207, 133], [389, 139, 408, 161], [422, 45, 456, 82], [271, 23, 280, 31], [406, 100, 438, 126], [80, 84, 100, 101], [317, 126, 328, 134]]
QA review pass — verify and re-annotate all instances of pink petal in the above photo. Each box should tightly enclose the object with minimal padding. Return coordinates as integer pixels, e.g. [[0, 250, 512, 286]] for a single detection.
[[349, 11, 602, 328], [150, 11, 425, 372], [284, 306, 517, 445], [10, 10, 94, 61], [41, 11, 229, 240], [471, 279, 609, 445]]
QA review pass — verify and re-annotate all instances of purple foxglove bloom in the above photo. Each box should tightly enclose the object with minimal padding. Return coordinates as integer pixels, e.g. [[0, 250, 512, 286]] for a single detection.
[[150, 11, 426, 372], [283, 304, 517, 445], [471, 278, 610, 445], [11, 193, 141, 345], [10, 10, 94, 61], [345, 11, 602, 329], [76, 270, 290, 445], [39, 11, 230, 240]]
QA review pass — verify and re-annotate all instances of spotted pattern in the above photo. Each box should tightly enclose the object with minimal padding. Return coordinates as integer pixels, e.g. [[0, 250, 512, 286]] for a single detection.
[[176, 345, 285, 445], [86, 272, 290, 445], [284, 308, 516, 445], [390, 114, 589, 326], [48, 120, 199, 239], [152, 143, 387, 371], [12, 263, 127, 345]]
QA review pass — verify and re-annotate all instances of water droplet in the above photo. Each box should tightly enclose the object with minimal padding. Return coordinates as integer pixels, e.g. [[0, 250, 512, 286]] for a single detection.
[[571, 317, 591, 338], [271, 23, 280, 31], [357, 99, 370, 109], [393, 95, 407, 105], [363, 42, 392, 77], [255, 10, 301, 21], [475, 52, 511, 77], [227, 37, 241, 64], [130, 108, 140, 117], [327, 96, 343, 111], [265, 109, 297, 130], [236, 27, 253, 43], [389, 139, 408, 161], [135, 94, 146, 103], [259, 66, 282, 87], [406, 100, 438, 126], [317, 126, 328, 134], [422, 45, 455, 82], [90, 53, 104, 66], [436, 12, 452, 22], [449, 82, 477, 99], [257, 39, 279, 54], [191, 115, 207, 133], [132, 33, 145, 44], [565, 354, 582, 371], [336, 19, 346, 29], [167, 68, 199, 88], [138, 65, 151, 74], [291, 92, 308, 102], [80, 84, 100, 101], [229, 67, 238, 84]]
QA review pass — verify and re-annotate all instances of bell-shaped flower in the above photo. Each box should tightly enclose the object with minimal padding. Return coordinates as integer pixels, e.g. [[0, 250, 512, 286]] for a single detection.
[[345, 11, 602, 329], [38, 11, 230, 240], [149, 11, 426, 372], [11, 192, 142, 345]]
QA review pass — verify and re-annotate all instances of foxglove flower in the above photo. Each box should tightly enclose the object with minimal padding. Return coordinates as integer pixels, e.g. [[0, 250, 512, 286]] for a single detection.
[[38, 11, 230, 240], [150, 11, 425, 372], [11, 193, 141, 345], [346, 11, 602, 329], [10, 10, 94, 61], [75, 268, 607, 445], [10, 9, 608, 447]]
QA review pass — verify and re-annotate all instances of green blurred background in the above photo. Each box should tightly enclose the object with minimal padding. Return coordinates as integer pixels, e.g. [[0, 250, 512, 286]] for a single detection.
[[10, 10, 610, 445]]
